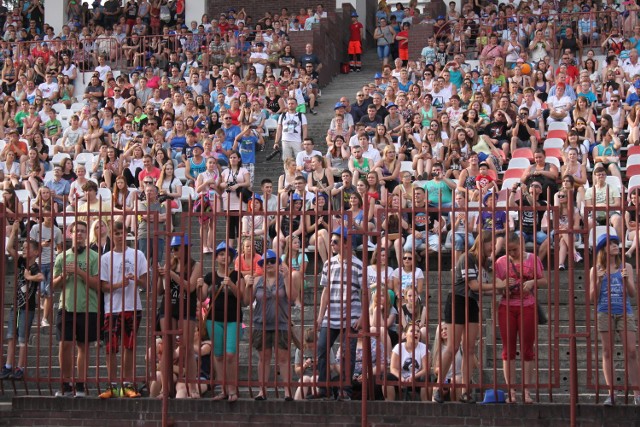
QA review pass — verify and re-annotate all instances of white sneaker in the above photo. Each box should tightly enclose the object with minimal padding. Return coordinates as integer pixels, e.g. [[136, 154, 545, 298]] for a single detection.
[[635, 396, 640, 406], [40, 319, 50, 328], [603, 395, 614, 406], [75, 390, 86, 398]]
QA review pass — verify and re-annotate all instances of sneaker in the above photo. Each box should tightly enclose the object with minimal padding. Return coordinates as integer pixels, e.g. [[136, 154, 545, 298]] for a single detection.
[[310, 109, 317, 115], [0, 367, 12, 380], [603, 395, 614, 406], [99, 386, 119, 399], [121, 385, 141, 398], [635, 396, 640, 406], [558, 264, 566, 271], [55, 384, 74, 397], [75, 383, 86, 398], [40, 318, 50, 328], [10, 368, 24, 380], [432, 389, 444, 403]]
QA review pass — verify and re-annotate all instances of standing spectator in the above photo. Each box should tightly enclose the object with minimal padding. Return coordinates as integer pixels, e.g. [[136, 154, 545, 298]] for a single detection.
[[136, 183, 166, 264], [202, 242, 242, 403], [0, 232, 43, 381], [98, 221, 148, 399], [52, 221, 100, 397], [310, 227, 363, 401], [244, 250, 295, 401], [509, 180, 549, 262], [157, 235, 203, 399], [433, 231, 505, 404], [274, 98, 308, 161], [299, 43, 322, 74], [494, 233, 547, 404], [374, 18, 395, 66], [590, 234, 640, 406], [29, 206, 63, 328], [348, 12, 363, 72]]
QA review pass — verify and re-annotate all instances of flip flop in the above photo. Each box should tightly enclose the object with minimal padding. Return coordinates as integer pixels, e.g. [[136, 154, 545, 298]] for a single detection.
[[228, 393, 238, 402], [212, 393, 228, 401]]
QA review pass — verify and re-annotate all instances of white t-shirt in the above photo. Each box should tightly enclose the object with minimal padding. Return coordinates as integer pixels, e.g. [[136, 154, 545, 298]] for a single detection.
[[280, 111, 307, 143], [94, 64, 112, 82], [38, 82, 59, 99], [392, 341, 429, 380], [366, 264, 394, 290], [295, 149, 322, 173], [391, 267, 425, 294], [100, 247, 148, 314]]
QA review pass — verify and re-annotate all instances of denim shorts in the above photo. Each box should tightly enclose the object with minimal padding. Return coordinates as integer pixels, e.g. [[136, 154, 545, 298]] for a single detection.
[[5, 308, 36, 345], [39, 263, 52, 297]]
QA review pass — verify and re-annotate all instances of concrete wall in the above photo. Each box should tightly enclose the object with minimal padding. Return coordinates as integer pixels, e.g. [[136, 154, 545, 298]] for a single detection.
[[5, 397, 638, 427]]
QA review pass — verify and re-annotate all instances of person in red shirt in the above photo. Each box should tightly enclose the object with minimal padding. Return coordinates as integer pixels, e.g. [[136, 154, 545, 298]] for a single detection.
[[396, 22, 410, 66], [137, 154, 161, 185], [348, 12, 364, 72], [31, 42, 52, 64]]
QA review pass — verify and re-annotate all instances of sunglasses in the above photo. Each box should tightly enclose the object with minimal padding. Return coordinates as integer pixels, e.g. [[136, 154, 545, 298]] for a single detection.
[[266, 258, 277, 265], [330, 239, 341, 245], [403, 256, 413, 260]]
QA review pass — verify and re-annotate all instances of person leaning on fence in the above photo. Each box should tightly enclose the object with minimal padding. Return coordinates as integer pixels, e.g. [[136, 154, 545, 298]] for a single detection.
[[244, 249, 296, 401], [52, 220, 100, 398], [0, 232, 43, 381], [433, 231, 506, 404], [309, 227, 363, 401], [157, 234, 202, 399], [98, 221, 148, 399], [589, 234, 640, 407], [494, 233, 547, 404], [201, 242, 242, 403]]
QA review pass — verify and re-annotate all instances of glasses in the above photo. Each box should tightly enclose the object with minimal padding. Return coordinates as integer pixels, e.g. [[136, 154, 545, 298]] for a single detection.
[[612, 99, 619, 103], [403, 256, 413, 260], [330, 239, 341, 245], [266, 258, 277, 265], [224, 117, 231, 120], [558, 194, 566, 199], [530, 184, 542, 189]]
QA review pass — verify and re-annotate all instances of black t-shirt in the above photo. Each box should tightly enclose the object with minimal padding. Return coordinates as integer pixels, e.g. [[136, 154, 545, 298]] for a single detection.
[[517, 196, 547, 234], [16, 256, 41, 310], [516, 119, 536, 141], [483, 121, 509, 142], [204, 270, 241, 323]]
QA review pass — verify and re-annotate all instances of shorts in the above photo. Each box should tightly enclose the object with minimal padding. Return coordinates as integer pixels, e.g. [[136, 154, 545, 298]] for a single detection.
[[206, 320, 242, 357], [56, 310, 99, 343], [348, 40, 362, 55], [296, 104, 307, 113], [5, 308, 35, 345], [39, 263, 52, 297], [444, 293, 480, 325], [592, 211, 621, 225], [515, 230, 547, 246], [515, 137, 533, 148], [386, 373, 425, 389], [597, 312, 637, 333], [102, 311, 142, 354], [251, 329, 289, 351]]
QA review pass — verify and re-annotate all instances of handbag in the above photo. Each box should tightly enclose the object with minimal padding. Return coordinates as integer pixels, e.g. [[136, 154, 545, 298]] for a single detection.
[[237, 187, 254, 204]]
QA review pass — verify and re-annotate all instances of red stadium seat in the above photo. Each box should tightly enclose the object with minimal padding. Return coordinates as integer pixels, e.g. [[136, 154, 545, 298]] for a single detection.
[[512, 148, 534, 161], [503, 168, 525, 180]]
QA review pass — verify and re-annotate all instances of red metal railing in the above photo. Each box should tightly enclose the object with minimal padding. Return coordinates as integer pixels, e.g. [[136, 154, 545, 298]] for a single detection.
[[0, 190, 637, 425]]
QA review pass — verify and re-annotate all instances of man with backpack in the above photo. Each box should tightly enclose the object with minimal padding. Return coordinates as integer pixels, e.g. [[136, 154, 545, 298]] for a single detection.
[[274, 98, 308, 161]]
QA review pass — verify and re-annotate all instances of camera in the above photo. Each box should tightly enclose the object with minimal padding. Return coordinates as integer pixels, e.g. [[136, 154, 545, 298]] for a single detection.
[[226, 181, 237, 193], [266, 148, 281, 161]]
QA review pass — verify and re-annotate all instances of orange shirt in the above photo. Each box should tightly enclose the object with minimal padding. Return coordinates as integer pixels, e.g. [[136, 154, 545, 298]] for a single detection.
[[235, 253, 263, 276]]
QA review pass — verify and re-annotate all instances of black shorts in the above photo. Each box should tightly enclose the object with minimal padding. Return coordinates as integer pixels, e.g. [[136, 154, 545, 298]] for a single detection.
[[443, 293, 480, 325], [227, 215, 240, 239], [56, 310, 99, 343]]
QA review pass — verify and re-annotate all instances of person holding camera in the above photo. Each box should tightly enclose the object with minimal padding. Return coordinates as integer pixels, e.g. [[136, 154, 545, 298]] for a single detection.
[[508, 107, 538, 158], [509, 179, 549, 262], [220, 150, 250, 248]]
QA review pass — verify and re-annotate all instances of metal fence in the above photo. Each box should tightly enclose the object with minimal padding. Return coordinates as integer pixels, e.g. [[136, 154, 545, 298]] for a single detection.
[[0, 190, 637, 426]]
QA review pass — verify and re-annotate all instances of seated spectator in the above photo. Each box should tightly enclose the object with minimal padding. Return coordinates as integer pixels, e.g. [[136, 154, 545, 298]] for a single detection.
[[384, 322, 430, 401]]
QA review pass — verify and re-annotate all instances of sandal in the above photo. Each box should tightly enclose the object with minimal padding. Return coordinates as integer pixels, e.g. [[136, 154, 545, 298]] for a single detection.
[[506, 390, 517, 404], [524, 391, 533, 404], [458, 392, 476, 404], [212, 393, 228, 401], [228, 393, 238, 402]]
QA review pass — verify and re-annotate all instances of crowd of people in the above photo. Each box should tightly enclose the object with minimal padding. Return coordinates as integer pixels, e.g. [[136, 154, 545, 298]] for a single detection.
[[0, 0, 638, 408]]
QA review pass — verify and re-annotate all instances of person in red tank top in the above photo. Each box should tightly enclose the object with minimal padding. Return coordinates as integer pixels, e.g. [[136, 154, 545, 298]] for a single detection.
[[348, 12, 364, 72]]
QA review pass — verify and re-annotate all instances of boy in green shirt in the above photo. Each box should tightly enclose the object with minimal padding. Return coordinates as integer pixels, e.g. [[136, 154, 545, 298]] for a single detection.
[[44, 109, 62, 144]]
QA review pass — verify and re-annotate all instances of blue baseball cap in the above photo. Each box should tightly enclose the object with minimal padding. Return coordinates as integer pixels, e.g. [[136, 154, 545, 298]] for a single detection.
[[170, 235, 189, 247], [257, 249, 281, 267], [351, 11, 358, 17], [332, 227, 348, 239], [480, 389, 506, 404], [374, 73, 382, 79], [334, 102, 345, 110], [215, 241, 237, 258]]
